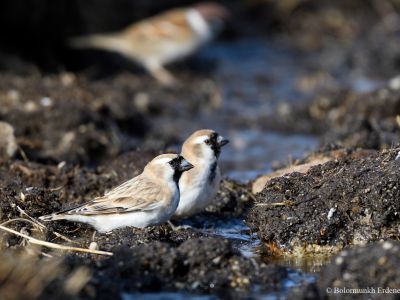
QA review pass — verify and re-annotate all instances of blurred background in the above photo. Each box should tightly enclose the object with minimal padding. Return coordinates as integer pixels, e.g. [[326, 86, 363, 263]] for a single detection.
[[1, 0, 400, 180]]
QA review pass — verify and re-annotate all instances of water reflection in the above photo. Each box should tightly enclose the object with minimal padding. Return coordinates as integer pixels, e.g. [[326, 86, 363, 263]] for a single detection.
[[220, 130, 318, 181]]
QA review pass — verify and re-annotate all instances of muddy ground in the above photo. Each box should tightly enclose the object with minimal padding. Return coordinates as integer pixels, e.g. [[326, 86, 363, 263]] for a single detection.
[[290, 241, 400, 299], [247, 147, 400, 256], [0, 153, 258, 299], [1, 0, 400, 299], [0, 68, 258, 299], [270, 80, 400, 149], [0, 71, 224, 165], [0, 238, 288, 300]]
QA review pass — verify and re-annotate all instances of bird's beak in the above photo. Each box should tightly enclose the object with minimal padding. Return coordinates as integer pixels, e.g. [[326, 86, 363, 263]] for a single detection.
[[217, 135, 229, 147], [180, 158, 194, 172]]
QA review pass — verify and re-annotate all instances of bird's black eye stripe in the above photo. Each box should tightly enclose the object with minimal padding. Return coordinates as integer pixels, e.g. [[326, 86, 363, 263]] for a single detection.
[[169, 155, 183, 169], [207, 132, 218, 146], [170, 155, 185, 184], [206, 132, 222, 157]]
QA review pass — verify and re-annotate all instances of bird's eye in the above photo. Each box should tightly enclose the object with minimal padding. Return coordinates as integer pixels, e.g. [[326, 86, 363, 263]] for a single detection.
[[204, 139, 210, 144]]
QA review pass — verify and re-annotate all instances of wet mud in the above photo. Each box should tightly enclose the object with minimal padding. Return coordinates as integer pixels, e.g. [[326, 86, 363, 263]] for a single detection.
[[0, 71, 223, 166], [0, 154, 264, 299], [74, 238, 287, 299], [312, 82, 400, 149], [291, 241, 400, 299], [247, 148, 400, 256]]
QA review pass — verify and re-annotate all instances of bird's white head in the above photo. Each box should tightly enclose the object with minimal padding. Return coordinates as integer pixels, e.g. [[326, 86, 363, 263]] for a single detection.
[[182, 129, 229, 163], [145, 153, 194, 184], [188, 2, 229, 40]]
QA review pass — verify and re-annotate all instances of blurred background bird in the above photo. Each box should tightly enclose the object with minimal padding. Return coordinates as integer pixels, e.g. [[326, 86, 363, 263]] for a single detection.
[[69, 2, 229, 86]]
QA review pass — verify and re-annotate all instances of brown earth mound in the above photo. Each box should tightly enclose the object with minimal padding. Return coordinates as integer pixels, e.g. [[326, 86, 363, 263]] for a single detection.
[[247, 148, 400, 256]]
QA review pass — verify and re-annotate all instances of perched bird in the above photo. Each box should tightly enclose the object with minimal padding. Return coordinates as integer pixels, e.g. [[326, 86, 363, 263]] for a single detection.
[[174, 129, 229, 218], [69, 2, 229, 86], [39, 154, 193, 232]]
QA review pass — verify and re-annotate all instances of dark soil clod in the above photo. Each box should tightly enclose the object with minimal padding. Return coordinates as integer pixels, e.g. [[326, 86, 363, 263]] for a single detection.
[[247, 148, 400, 256]]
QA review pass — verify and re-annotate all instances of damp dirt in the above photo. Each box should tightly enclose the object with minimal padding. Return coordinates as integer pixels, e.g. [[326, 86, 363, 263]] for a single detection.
[[290, 241, 400, 300], [0, 155, 284, 299], [247, 147, 400, 257]]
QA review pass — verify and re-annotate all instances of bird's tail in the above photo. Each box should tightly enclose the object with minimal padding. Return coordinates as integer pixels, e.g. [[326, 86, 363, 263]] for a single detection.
[[68, 34, 127, 53], [39, 213, 65, 222]]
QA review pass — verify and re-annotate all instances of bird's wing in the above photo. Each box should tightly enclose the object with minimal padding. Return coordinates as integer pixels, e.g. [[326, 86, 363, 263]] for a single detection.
[[125, 9, 194, 45], [63, 176, 166, 215]]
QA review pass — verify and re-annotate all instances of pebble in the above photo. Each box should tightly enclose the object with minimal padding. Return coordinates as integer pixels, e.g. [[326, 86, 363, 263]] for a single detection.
[[382, 241, 393, 250], [0, 121, 18, 158], [40, 97, 53, 107], [89, 242, 99, 251], [335, 256, 344, 265], [389, 75, 400, 90], [395, 151, 400, 160], [327, 207, 336, 220]]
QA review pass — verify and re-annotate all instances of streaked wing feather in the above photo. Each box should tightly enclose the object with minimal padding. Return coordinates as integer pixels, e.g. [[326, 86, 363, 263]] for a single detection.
[[64, 176, 164, 215], [124, 10, 194, 48]]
